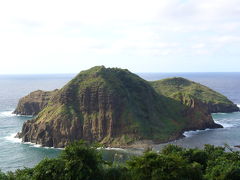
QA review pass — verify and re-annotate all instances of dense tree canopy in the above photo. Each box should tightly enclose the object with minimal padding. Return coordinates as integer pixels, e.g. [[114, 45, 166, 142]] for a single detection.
[[1, 142, 240, 180]]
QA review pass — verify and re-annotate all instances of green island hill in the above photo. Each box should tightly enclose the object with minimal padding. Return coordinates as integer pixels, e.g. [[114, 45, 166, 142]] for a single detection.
[[14, 66, 239, 148]]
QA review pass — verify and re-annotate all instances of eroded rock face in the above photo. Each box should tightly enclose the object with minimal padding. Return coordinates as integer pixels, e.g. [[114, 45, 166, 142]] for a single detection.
[[14, 90, 58, 115], [19, 86, 130, 147], [16, 67, 233, 148], [182, 98, 223, 131], [206, 103, 239, 113], [19, 67, 180, 148]]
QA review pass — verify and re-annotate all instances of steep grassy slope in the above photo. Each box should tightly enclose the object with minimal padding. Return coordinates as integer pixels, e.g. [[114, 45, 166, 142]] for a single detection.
[[18, 67, 226, 148], [151, 77, 239, 113], [20, 66, 196, 147]]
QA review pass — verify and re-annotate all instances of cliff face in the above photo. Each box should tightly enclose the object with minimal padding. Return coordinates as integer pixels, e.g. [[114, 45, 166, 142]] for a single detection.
[[206, 103, 239, 113], [17, 67, 233, 148], [18, 67, 189, 147], [151, 77, 239, 131], [14, 90, 58, 115], [180, 98, 222, 131]]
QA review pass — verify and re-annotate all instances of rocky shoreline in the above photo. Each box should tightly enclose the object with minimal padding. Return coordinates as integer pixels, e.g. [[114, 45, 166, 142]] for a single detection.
[[14, 66, 239, 148]]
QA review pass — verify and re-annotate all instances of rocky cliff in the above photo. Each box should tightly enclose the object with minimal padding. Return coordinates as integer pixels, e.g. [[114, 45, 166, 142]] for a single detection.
[[150, 77, 239, 132], [14, 90, 58, 115], [16, 67, 235, 148]]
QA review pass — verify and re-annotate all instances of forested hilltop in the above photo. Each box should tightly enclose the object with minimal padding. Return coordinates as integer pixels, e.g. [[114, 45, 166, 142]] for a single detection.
[[15, 66, 238, 148], [1, 141, 240, 180]]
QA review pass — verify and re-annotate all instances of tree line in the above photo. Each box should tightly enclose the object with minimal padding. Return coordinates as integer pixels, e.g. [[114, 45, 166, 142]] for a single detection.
[[1, 141, 240, 180]]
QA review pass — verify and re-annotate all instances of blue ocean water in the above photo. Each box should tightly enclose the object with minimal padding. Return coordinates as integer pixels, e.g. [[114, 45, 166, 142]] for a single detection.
[[0, 73, 240, 172], [0, 75, 73, 172]]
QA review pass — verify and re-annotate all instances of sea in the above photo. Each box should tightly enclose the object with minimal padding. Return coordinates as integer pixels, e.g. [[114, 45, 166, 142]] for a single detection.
[[0, 72, 240, 172]]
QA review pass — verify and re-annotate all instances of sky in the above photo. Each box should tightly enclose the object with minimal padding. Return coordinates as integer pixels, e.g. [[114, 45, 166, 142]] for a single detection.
[[0, 0, 240, 74]]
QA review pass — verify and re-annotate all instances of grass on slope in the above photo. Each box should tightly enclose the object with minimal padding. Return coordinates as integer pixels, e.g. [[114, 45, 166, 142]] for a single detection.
[[151, 77, 233, 105], [35, 67, 190, 142]]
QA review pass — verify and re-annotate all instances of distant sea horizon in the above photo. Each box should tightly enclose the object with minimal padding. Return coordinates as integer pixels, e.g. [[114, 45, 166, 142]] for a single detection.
[[1, 71, 240, 75]]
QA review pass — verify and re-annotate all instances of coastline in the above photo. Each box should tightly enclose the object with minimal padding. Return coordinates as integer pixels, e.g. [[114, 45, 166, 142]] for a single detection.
[[6, 119, 226, 150], [6, 104, 240, 150]]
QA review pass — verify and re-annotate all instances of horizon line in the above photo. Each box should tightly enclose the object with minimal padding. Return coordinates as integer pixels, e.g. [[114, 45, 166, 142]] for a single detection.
[[0, 71, 240, 75]]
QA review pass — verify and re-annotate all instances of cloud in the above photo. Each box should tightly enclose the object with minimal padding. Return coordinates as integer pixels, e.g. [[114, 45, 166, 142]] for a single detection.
[[192, 43, 206, 49], [0, 0, 240, 73], [211, 35, 240, 44]]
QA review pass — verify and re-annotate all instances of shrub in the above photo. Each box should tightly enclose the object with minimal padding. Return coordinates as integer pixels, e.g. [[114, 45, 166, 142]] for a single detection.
[[60, 141, 104, 180], [32, 158, 65, 180]]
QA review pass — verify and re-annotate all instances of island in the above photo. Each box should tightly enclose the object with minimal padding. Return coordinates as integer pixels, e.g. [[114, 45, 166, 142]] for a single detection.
[[14, 66, 239, 148]]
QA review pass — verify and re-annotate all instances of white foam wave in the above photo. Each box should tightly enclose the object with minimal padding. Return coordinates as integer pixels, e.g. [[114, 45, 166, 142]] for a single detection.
[[0, 110, 34, 118], [98, 147, 126, 151], [22, 142, 42, 148], [23, 141, 64, 150], [105, 147, 125, 151], [43, 147, 64, 150], [215, 121, 235, 128], [212, 113, 227, 115], [0, 111, 15, 117], [4, 133, 51, 149], [4, 133, 22, 143], [0, 111, 34, 120], [4, 135, 123, 151], [237, 104, 240, 108], [214, 116, 240, 128], [183, 129, 211, 138], [15, 114, 34, 118], [221, 123, 234, 128], [184, 116, 240, 138], [31, 144, 42, 148]]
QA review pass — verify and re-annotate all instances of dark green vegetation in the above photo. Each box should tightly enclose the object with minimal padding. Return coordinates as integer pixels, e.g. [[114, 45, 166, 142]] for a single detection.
[[151, 77, 229, 105], [151, 77, 239, 113], [17, 66, 238, 148], [1, 141, 240, 180]]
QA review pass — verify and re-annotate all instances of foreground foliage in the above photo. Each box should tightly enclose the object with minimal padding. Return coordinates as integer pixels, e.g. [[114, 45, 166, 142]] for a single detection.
[[1, 141, 240, 180]]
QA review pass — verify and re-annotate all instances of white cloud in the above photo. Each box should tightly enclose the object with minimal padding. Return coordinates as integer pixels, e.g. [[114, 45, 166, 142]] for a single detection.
[[192, 43, 206, 49], [0, 0, 240, 73], [211, 35, 240, 44]]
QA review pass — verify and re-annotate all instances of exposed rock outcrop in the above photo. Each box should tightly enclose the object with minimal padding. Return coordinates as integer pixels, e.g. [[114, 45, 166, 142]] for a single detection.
[[14, 90, 58, 115], [18, 67, 187, 147], [181, 98, 223, 131], [16, 67, 236, 148], [206, 103, 239, 113], [151, 77, 239, 132]]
